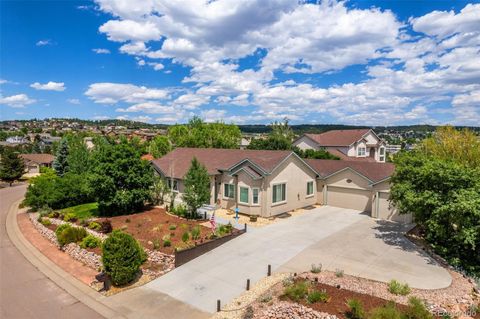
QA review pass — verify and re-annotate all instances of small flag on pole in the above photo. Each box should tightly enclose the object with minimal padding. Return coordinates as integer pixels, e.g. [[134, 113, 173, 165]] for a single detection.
[[210, 212, 216, 232]]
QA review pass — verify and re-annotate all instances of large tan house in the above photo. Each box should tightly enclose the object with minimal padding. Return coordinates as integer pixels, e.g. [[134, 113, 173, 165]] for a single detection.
[[293, 129, 387, 163], [152, 148, 410, 223]]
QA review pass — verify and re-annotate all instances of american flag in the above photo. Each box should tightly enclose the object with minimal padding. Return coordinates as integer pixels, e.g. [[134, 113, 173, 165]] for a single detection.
[[210, 212, 216, 232]]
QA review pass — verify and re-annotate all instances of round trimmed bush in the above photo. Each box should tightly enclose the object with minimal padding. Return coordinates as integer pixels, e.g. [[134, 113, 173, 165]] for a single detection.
[[57, 226, 87, 246], [102, 230, 145, 286]]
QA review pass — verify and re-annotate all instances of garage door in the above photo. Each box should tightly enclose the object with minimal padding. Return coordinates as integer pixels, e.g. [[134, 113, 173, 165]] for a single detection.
[[326, 186, 371, 212], [377, 192, 412, 223]]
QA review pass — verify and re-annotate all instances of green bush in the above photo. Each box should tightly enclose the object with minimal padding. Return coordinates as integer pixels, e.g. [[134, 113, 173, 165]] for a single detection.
[[55, 223, 71, 237], [41, 218, 52, 227], [403, 297, 433, 319], [57, 226, 88, 246], [368, 302, 402, 319], [80, 235, 102, 249], [182, 231, 189, 243], [307, 290, 329, 304], [191, 225, 201, 240], [171, 204, 188, 217], [102, 230, 145, 286], [88, 221, 101, 231], [335, 269, 344, 277], [163, 239, 171, 247], [63, 212, 77, 222], [48, 211, 60, 218], [169, 224, 177, 231], [388, 280, 411, 296], [283, 280, 309, 302], [346, 299, 366, 319], [153, 238, 160, 250], [23, 171, 93, 210]]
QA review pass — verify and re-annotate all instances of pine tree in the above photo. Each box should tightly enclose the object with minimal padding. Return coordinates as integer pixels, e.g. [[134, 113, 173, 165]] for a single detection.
[[53, 138, 69, 176], [0, 149, 25, 186], [182, 157, 211, 218]]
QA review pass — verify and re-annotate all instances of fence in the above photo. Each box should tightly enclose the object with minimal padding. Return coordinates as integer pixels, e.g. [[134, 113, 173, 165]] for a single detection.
[[174, 225, 247, 267]]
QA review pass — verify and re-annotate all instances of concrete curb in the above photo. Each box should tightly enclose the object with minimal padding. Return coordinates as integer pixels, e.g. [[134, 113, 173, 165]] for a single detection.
[[6, 198, 126, 319]]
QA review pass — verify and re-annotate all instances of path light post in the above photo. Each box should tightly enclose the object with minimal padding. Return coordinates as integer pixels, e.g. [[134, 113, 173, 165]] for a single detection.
[[217, 299, 221, 312], [246, 279, 250, 291], [267, 264, 271, 276]]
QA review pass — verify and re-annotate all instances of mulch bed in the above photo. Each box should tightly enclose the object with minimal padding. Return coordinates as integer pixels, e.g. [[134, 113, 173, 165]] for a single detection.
[[106, 207, 213, 254]]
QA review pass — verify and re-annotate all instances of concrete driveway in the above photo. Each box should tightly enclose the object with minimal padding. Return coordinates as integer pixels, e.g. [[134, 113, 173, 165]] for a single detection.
[[147, 206, 451, 313]]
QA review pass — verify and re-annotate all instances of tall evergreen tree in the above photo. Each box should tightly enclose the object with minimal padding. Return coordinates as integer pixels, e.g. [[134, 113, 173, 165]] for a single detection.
[[0, 149, 25, 186], [53, 138, 69, 176], [182, 157, 210, 218]]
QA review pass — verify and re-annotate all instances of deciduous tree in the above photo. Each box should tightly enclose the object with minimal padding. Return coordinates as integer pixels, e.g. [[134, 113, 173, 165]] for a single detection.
[[182, 157, 210, 218]]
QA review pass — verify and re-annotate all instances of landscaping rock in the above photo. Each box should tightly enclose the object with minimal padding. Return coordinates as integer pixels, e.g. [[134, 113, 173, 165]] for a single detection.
[[255, 301, 338, 319]]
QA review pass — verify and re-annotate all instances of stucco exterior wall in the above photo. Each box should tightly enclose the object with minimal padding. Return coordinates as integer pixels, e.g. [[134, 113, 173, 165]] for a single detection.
[[293, 136, 320, 151], [325, 169, 371, 189], [265, 155, 318, 217]]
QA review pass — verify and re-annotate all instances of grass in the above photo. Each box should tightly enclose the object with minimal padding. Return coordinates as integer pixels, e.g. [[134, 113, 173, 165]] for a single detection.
[[59, 202, 99, 220], [388, 279, 411, 296]]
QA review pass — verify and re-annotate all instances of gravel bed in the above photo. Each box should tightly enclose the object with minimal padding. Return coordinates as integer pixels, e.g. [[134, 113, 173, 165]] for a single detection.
[[255, 302, 338, 319], [302, 270, 479, 316], [30, 213, 175, 278]]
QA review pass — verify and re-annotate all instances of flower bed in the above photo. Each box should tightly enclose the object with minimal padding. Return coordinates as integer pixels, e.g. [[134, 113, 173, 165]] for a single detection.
[[29, 213, 174, 279]]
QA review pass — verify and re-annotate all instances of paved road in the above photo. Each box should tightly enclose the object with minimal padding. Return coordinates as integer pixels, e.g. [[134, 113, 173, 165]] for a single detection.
[[0, 185, 104, 319], [148, 206, 451, 313]]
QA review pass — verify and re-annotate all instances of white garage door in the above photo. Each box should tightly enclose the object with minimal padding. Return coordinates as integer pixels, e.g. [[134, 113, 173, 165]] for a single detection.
[[377, 192, 412, 223], [327, 186, 371, 213]]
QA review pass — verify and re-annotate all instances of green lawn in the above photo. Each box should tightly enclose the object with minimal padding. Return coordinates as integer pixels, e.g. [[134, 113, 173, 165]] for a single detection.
[[60, 202, 99, 219]]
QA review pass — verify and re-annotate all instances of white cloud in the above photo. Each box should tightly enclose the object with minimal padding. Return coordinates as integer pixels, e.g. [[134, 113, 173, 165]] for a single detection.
[[116, 101, 175, 114], [92, 48, 111, 54], [30, 81, 66, 91], [85, 83, 169, 104], [0, 94, 36, 108], [99, 20, 162, 42], [93, 0, 480, 125], [36, 39, 52, 46], [67, 98, 81, 104]]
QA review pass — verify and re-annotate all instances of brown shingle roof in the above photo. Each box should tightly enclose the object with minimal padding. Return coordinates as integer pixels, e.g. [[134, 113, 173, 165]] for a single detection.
[[304, 129, 371, 147], [20, 153, 55, 165], [151, 148, 292, 179], [305, 159, 394, 183]]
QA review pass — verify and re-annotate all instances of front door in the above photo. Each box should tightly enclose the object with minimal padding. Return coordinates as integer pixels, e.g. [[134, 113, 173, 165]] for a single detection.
[[369, 148, 375, 158]]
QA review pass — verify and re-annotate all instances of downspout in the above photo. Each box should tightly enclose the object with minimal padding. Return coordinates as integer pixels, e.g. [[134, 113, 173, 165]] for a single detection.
[[234, 174, 238, 211], [323, 184, 328, 205]]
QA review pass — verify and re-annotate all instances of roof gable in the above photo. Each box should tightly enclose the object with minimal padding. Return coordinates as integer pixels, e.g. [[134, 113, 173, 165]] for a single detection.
[[303, 129, 371, 147]]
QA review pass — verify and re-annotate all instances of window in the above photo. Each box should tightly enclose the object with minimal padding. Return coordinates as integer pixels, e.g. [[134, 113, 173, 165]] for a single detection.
[[252, 188, 259, 205], [167, 179, 178, 191], [357, 147, 366, 156], [272, 183, 286, 204], [239, 186, 249, 204], [379, 147, 385, 161], [224, 184, 235, 199], [307, 181, 314, 196]]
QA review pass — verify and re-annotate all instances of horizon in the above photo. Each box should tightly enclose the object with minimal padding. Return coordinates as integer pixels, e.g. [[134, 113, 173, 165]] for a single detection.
[[1, 0, 479, 126]]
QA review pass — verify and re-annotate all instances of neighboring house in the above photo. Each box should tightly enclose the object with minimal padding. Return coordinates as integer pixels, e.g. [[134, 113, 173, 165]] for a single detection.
[[4, 136, 30, 145], [20, 153, 55, 174], [293, 129, 387, 163], [152, 148, 409, 222], [386, 144, 402, 155]]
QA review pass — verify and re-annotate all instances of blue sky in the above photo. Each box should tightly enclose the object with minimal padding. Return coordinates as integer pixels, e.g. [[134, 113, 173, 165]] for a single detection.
[[1, 0, 479, 126]]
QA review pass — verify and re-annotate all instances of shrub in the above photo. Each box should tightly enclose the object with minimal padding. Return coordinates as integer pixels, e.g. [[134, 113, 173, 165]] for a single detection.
[[369, 302, 402, 319], [41, 218, 52, 226], [55, 223, 71, 237], [169, 224, 177, 231], [88, 221, 101, 231], [388, 280, 411, 296], [182, 231, 189, 243], [307, 290, 329, 304], [57, 226, 88, 246], [79, 218, 89, 227], [48, 211, 59, 218], [63, 212, 77, 222], [283, 280, 309, 302], [260, 293, 272, 303], [80, 235, 102, 249], [102, 230, 145, 286], [99, 220, 113, 234], [163, 239, 171, 247], [225, 222, 233, 233], [153, 238, 160, 250], [335, 269, 344, 277], [346, 299, 366, 319], [310, 263, 322, 273], [191, 225, 201, 240], [171, 204, 188, 217], [403, 297, 433, 319], [282, 275, 294, 287]]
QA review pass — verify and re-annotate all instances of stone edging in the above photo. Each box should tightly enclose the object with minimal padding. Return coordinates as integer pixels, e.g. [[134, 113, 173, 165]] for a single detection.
[[5, 198, 124, 319]]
